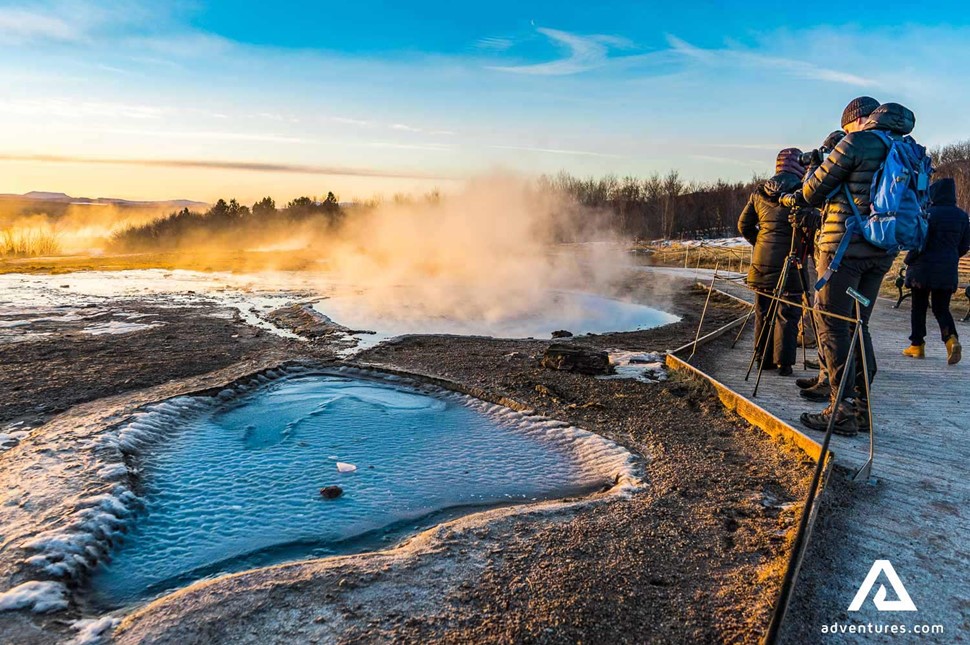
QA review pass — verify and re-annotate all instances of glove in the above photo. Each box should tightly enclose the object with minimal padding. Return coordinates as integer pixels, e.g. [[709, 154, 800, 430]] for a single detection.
[[779, 193, 804, 209]]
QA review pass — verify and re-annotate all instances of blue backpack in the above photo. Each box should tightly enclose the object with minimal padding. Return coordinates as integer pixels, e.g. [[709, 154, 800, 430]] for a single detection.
[[816, 130, 933, 290]]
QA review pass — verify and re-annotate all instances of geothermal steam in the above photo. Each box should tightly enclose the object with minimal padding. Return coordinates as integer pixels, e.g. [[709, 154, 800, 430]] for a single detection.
[[320, 174, 629, 324]]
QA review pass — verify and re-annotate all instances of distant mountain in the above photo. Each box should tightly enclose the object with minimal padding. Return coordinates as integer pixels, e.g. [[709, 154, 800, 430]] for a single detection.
[[0, 191, 208, 210]]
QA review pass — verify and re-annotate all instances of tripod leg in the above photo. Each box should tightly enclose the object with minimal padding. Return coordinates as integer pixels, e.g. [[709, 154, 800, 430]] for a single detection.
[[752, 262, 792, 396], [853, 306, 876, 482], [746, 291, 778, 384], [731, 305, 755, 349], [823, 324, 859, 439]]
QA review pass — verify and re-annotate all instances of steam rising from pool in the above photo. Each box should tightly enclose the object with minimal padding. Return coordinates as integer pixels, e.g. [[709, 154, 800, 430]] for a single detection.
[[88, 371, 635, 607]]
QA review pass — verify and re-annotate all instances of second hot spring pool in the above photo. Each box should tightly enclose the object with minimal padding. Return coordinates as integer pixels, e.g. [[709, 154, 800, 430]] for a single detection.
[[89, 371, 634, 607]]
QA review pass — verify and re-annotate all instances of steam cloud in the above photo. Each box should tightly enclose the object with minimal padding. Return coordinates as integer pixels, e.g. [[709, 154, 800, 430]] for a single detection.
[[318, 174, 630, 323]]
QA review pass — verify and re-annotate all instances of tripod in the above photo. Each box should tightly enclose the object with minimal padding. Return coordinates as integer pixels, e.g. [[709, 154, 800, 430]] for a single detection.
[[739, 226, 820, 398]]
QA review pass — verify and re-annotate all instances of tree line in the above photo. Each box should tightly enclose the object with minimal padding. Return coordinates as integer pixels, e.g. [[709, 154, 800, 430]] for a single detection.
[[111, 192, 343, 251], [931, 140, 970, 207], [539, 171, 759, 241]]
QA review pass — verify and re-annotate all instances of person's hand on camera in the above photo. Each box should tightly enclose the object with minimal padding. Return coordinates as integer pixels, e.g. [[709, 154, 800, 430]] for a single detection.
[[779, 193, 802, 209]]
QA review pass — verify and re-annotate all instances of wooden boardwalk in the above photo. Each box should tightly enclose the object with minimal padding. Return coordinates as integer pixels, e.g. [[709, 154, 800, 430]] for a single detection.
[[657, 268, 968, 643]]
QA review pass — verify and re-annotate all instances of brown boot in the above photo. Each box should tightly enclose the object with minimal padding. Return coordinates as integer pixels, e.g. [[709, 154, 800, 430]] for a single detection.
[[946, 335, 962, 365], [800, 401, 858, 437]]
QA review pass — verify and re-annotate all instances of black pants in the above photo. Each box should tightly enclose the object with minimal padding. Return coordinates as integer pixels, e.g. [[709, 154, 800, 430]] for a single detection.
[[754, 291, 800, 368], [816, 252, 895, 402], [910, 288, 958, 344]]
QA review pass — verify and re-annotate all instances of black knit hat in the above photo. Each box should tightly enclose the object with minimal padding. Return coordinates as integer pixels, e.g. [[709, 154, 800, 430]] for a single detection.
[[841, 97, 880, 127]]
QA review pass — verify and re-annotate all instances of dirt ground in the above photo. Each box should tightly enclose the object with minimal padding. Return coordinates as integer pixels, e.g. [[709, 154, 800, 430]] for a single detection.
[[0, 305, 302, 429], [1, 277, 814, 644]]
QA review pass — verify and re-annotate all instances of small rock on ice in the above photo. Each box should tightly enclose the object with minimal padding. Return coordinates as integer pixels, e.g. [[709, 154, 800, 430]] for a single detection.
[[336, 462, 357, 473]]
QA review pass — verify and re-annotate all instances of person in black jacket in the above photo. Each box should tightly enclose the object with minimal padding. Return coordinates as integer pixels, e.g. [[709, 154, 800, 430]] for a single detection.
[[799, 100, 917, 436], [738, 149, 806, 376], [902, 178, 970, 364]]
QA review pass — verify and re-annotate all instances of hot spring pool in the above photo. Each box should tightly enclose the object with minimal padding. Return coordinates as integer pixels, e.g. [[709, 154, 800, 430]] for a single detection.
[[313, 290, 679, 349], [89, 372, 631, 607]]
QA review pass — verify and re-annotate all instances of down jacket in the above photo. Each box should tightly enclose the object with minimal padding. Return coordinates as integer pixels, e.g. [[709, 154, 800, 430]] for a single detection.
[[738, 171, 805, 293], [904, 178, 970, 291], [802, 102, 917, 260]]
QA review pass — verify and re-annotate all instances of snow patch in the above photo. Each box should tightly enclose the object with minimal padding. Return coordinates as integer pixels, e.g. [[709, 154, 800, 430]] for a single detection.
[[0, 430, 30, 452], [69, 616, 120, 644], [81, 321, 162, 336], [0, 580, 69, 613], [599, 351, 668, 383]]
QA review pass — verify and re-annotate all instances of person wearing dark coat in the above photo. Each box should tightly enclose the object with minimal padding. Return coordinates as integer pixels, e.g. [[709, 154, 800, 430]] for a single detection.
[[799, 99, 915, 436], [902, 178, 970, 364], [738, 148, 806, 376]]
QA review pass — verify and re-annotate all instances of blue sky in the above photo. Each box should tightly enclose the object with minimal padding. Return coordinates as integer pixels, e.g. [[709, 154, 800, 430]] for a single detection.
[[1, 0, 968, 201]]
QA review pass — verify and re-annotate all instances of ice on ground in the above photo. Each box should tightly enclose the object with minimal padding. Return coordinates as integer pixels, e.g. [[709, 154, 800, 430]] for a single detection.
[[681, 236, 749, 248], [0, 430, 30, 452], [81, 321, 162, 336], [0, 580, 69, 613], [0, 270, 312, 340], [69, 616, 120, 644], [599, 351, 668, 383], [82, 370, 636, 607]]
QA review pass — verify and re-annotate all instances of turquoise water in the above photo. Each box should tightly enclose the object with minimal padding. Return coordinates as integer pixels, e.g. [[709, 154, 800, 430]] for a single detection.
[[90, 375, 614, 607]]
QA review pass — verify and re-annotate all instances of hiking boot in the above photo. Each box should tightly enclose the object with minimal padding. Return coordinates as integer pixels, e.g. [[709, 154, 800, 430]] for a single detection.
[[799, 381, 831, 402], [804, 358, 820, 371], [946, 335, 962, 365], [902, 343, 925, 358], [796, 375, 819, 390], [801, 401, 858, 437], [778, 365, 793, 377]]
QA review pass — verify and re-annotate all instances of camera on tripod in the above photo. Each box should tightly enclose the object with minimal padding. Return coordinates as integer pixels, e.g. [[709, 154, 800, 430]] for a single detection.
[[797, 130, 847, 171], [798, 147, 829, 168]]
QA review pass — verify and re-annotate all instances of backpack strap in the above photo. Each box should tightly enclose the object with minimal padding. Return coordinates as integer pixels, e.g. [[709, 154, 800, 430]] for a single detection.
[[815, 185, 863, 290]]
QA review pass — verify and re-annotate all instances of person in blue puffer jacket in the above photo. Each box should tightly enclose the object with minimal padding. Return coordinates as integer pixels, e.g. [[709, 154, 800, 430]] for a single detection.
[[902, 177, 970, 364]]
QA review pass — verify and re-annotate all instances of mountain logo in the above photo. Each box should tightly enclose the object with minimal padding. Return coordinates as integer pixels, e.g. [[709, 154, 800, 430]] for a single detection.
[[848, 560, 917, 612]]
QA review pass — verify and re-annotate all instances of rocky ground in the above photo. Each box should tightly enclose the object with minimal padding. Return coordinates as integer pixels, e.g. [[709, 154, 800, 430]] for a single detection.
[[0, 276, 814, 644]]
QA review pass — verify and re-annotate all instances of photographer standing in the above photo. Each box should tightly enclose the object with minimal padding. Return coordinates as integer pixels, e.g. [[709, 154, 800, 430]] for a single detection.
[[738, 148, 807, 376], [792, 129, 848, 403], [800, 99, 916, 436]]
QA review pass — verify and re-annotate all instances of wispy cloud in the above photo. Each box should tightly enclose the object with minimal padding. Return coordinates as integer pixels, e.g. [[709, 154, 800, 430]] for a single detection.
[[689, 154, 762, 167], [707, 143, 788, 151], [476, 36, 514, 52], [666, 34, 878, 88], [0, 8, 80, 43], [0, 153, 449, 180], [488, 28, 626, 76], [489, 144, 623, 158], [0, 98, 170, 120]]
